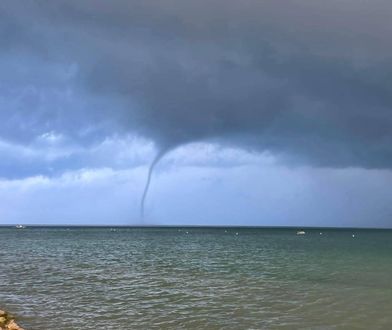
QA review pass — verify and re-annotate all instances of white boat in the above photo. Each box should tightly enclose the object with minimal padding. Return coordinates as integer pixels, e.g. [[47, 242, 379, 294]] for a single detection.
[[296, 230, 306, 235], [15, 225, 26, 229]]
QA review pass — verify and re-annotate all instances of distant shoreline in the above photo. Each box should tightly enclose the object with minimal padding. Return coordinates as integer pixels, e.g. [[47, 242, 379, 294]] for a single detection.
[[0, 224, 391, 230]]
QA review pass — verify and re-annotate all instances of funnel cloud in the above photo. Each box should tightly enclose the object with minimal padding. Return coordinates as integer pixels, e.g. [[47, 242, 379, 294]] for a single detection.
[[140, 149, 169, 219]]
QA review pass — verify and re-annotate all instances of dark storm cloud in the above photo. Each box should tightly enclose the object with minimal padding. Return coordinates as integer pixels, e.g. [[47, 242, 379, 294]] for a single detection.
[[1, 0, 392, 168]]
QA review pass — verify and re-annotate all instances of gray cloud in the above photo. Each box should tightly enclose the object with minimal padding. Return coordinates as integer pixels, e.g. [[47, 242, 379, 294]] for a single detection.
[[1, 0, 392, 170]]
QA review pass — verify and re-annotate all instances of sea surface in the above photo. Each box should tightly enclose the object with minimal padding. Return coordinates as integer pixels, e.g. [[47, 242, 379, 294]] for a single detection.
[[1, 227, 392, 329]]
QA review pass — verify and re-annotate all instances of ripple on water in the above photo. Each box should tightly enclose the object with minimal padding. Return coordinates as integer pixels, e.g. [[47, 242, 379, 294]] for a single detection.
[[1, 228, 392, 329]]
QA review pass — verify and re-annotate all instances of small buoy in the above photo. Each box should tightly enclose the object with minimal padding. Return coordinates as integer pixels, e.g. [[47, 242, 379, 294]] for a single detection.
[[352, 234, 355, 238], [235, 232, 239, 235], [186, 231, 189, 234], [320, 232, 322, 235]]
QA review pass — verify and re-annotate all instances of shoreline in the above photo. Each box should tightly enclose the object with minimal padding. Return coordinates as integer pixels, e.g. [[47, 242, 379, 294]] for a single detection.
[[0, 310, 24, 330]]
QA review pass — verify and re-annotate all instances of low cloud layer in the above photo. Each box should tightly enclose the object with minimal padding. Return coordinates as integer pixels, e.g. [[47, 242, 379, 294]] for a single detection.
[[2, 161, 392, 227], [2, 0, 392, 171]]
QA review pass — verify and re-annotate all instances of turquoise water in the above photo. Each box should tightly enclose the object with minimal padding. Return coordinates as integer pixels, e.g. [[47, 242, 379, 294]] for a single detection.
[[1, 227, 392, 329]]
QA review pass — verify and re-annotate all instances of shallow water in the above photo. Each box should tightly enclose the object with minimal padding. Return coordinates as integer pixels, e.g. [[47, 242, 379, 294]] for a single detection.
[[1, 227, 392, 329]]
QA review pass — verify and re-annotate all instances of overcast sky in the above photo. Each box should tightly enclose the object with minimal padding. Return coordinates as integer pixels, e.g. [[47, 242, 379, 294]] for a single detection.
[[1, 0, 392, 227]]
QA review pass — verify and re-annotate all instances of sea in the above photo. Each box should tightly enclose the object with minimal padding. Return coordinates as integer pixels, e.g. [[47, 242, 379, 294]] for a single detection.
[[0, 227, 391, 329]]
